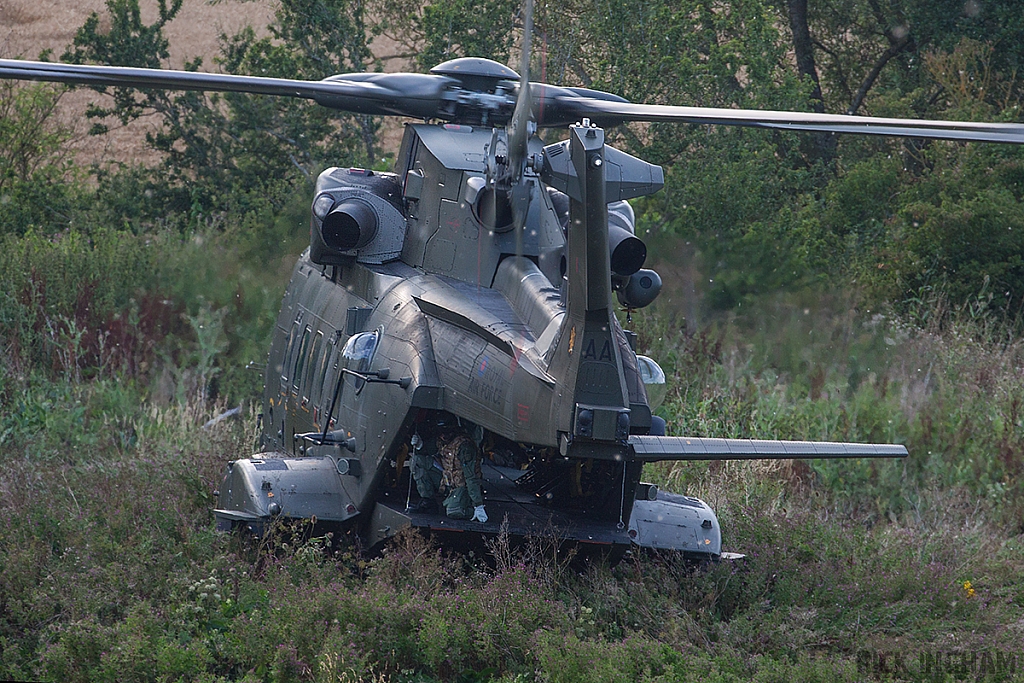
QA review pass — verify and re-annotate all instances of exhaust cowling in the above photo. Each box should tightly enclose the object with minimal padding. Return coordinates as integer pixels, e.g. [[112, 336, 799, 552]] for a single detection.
[[609, 223, 646, 276], [310, 167, 407, 265], [607, 199, 646, 276], [322, 198, 378, 251]]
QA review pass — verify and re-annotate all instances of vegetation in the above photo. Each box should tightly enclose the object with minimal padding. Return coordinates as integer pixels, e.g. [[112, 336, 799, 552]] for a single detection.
[[1, 0, 1024, 681], [2, 299, 1022, 682]]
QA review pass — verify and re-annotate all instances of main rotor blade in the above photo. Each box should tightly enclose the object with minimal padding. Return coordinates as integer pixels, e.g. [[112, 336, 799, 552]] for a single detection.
[[552, 95, 1024, 144], [629, 434, 908, 462], [7, 57, 1021, 143], [0, 58, 453, 119]]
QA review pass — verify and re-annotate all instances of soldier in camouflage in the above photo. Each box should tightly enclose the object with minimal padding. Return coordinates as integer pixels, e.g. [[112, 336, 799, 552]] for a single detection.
[[438, 427, 487, 522], [408, 424, 442, 514]]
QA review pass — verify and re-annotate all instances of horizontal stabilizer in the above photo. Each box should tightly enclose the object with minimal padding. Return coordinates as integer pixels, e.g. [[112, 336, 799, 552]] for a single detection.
[[629, 435, 907, 462]]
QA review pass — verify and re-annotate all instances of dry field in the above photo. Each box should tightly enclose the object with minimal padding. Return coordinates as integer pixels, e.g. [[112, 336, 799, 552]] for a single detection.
[[2, 0, 412, 169], [2, 0, 273, 166]]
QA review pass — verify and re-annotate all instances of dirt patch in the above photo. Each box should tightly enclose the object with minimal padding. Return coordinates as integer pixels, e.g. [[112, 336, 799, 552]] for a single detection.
[[3, 0, 413, 170], [2, 0, 276, 167]]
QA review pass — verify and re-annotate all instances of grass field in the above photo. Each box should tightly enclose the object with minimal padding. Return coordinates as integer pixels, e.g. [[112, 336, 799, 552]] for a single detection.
[[2, 235, 1022, 681], [1, 4, 1023, 676]]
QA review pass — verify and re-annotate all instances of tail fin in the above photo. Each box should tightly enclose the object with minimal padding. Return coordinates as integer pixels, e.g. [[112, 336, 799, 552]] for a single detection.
[[543, 123, 631, 456]]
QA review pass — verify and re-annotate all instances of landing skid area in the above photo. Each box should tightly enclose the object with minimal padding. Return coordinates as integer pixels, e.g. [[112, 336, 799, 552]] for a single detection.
[[372, 463, 726, 563], [214, 454, 730, 563]]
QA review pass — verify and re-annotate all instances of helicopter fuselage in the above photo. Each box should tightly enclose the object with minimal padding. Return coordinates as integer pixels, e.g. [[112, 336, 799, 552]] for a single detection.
[[213, 119, 902, 556], [252, 120, 648, 518]]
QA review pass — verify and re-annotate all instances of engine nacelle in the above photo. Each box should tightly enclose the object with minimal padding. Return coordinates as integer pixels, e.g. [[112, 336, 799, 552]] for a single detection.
[[310, 168, 407, 265], [549, 191, 647, 279], [608, 223, 646, 276]]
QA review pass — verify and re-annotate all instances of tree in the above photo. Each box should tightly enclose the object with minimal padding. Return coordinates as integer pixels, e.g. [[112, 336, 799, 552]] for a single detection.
[[63, 0, 381, 222], [53, 0, 1024, 316], [525, 0, 821, 306], [0, 81, 82, 235], [62, 0, 183, 131]]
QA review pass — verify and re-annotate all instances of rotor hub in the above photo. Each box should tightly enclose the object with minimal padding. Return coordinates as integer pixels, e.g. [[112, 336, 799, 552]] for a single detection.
[[431, 57, 519, 94]]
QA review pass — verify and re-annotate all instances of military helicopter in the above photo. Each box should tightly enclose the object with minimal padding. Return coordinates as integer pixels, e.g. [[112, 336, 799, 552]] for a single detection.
[[4, 3, 1023, 561]]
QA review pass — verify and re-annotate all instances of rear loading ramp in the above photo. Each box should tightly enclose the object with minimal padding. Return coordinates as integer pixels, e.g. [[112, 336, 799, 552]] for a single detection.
[[374, 462, 632, 548]]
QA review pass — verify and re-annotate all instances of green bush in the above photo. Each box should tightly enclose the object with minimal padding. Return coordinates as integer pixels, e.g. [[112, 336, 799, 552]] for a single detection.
[[0, 80, 87, 237]]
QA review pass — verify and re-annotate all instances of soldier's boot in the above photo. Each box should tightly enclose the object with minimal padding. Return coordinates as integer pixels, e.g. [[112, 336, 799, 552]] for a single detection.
[[443, 487, 473, 519], [407, 497, 438, 514]]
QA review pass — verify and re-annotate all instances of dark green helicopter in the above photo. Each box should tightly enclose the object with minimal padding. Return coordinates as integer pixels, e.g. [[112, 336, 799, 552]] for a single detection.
[[4, 3, 1022, 560]]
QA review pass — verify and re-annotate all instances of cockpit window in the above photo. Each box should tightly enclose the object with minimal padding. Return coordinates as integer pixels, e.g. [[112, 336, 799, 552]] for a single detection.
[[342, 329, 380, 392], [636, 355, 667, 410]]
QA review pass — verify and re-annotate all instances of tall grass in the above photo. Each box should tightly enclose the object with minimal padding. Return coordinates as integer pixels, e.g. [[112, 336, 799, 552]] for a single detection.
[[636, 290, 1024, 531], [0, 285, 1021, 681], [0, 211, 302, 409], [1, 394, 1020, 681]]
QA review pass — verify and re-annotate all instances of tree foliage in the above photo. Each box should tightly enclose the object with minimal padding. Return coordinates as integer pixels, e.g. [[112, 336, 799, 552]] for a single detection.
[[62, 0, 380, 223], [4, 0, 1024, 316], [0, 81, 82, 235], [62, 0, 182, 132]]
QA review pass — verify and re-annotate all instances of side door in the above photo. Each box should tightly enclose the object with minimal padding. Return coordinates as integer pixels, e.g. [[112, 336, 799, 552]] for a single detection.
[[317, 327, 382, 441], [267, 312, 303, 451]]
